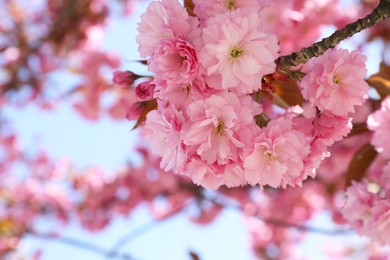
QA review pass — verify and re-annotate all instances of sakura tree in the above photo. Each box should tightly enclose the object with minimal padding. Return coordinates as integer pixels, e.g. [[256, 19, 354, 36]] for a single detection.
[[2, 0, 390, 259]]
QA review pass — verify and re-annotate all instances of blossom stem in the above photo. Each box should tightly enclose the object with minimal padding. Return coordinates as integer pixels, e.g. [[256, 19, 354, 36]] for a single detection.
[[277, 0, 390, 68]]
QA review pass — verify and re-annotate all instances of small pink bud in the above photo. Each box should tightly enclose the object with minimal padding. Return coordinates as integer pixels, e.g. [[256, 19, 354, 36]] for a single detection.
[[112, 71, 135, 86], [135, 80, 155, 100], [126, 103, 143, 121]]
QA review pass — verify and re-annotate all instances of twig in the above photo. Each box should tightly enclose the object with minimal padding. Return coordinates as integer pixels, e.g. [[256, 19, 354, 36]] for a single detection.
[[210, 197, 352, 236], [26, 230, 139, 260], [277, 0, 390, 69]]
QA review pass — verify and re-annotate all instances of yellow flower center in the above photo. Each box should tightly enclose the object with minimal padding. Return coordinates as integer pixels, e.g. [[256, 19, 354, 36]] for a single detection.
[[229, 46, 244, 60], [264, 150, 276, 161], [214, 121, 225, 135], [333, 75, 342, 84], [225, 0, 237, 10]]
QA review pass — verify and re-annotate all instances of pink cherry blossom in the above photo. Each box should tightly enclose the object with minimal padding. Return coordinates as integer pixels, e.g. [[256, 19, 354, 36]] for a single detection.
[[367, 96, 390, 159], [199, 9, 279, 95], [184, 159, 246, 189], [184, 92, 262, 166], [313, 111, 352, 146], [291, 116, 330, 182], [136, 0, 200, 58], [341, 180, 390, 246], [112, 70, 136, 86], [124, 89, 145, 121], [300, 48, 369, 117], [243, 116, 311, 188], [149, 37, 200, 85], [143, 105, 188, 172], [153, 77, 215, 111], [260, 0, 356, 55], [135, 80, 155, 100], [193, 0, 269, 23]]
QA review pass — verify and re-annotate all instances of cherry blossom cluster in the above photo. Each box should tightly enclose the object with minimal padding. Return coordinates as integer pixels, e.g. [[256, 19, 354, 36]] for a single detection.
[[0, 0, 142, 121], [133, 0, 369, 189], [341, 96, 390, 246], [0, 137, 195, 256]]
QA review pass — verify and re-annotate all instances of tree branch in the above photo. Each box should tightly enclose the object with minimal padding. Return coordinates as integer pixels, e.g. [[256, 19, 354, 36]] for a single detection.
[[26, 230, 139, 260], [210, 197, 352, 236], [277, 0, 390, 69]]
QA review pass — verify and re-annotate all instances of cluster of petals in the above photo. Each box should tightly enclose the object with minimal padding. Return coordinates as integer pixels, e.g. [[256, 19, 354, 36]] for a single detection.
[[341, 179, 390, 246], [149, 37, 201, 85], [144, 92, 262, 189], [199, 9, 279, 94], [312, 111, 352, 146], [192, 0, 269, 24], [136, 0, 199, 58], [136, 0, 282, 189], [143, 104, 188, 173], [300, 48, 368, 117], [135, 0, 368, 190], [367, 96, 390, 159], [260, 0, 357, 55], [243, 115, 311, 188]]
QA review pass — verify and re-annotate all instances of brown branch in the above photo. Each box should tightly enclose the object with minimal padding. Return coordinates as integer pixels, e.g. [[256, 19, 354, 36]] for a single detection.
[[277, 0, 390, 69]]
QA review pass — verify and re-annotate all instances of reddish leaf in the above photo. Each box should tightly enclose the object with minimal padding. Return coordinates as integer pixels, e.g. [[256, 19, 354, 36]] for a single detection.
[[189, 251, 200, 260], [132, 99, 157, 130], [347, 123, 369, 137], [273, 77, 304, 106], [134, 59, 148, 65], [344, 143, 377, 188], [184, 0, 195, 16], [367, 62, 390, 99]]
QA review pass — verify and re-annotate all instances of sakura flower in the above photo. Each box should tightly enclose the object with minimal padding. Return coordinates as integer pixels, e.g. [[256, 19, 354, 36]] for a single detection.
[[185, 159, 246, 189], [136, 0, 200, 58], [149, 37, 200, 85], [261, 0, 356, 55], [112, 70, 136, 86], [184, 92, 262, 166], [193, 0, 269, 23], [143, 105, 188, 172], [367, 96, 390, 159], [124, 89, 146, 121], [153, 77, 214, 111], [300, 48, 369, 117], [243, 116, 311, 188], [313, 111, 352, 146], [199, 9, 279, 95], [135, 80, 155, 100], [341, 180, 390, 246]]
